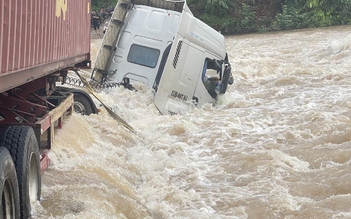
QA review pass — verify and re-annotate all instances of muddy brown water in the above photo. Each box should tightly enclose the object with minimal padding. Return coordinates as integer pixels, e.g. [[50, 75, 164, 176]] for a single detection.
[[33, 25, 351, 219]]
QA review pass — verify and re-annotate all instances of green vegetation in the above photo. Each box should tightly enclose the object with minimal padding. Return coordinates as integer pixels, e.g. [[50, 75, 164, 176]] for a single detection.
[[92, 0, 351, 35], [91, 0, 118, 12]]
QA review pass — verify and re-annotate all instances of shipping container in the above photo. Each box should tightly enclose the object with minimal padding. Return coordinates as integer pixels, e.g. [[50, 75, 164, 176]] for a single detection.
[[0, 0, 91, 93], [0, 1, 97, 218]]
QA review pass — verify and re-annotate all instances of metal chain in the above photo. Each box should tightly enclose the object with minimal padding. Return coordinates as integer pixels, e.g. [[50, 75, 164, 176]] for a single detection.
[[63, 76, 122, 90]]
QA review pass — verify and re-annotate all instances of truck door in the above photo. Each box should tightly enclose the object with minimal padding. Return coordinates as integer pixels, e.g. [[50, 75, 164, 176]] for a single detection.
[[153, 39, 205, 114]]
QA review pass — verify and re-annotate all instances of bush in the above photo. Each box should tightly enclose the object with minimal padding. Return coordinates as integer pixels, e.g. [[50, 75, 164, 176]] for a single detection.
[[331, 3, 351, 25], [271, 5, 309, 30], [204, 0, 230, 17], [237, 3, 258, 33]]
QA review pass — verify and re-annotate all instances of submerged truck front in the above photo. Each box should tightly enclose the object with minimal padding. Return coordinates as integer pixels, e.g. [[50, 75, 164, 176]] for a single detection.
[[91, 0, 233, 114]]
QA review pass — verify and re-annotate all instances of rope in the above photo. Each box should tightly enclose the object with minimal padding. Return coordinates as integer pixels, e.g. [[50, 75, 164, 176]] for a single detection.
[[72, 69, 136, 133]]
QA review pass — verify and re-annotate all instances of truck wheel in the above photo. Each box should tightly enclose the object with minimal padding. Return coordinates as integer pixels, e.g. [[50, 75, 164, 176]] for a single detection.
[[0, 146, 20, 219], [73, 93, 94, 115], [0, 126, 41, 219]]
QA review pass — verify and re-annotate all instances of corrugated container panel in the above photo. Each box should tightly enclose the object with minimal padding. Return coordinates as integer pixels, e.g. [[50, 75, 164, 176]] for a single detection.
[[0, 0, 91, 75]]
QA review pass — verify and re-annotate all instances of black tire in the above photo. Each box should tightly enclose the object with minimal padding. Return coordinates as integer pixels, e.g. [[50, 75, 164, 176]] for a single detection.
[[0, 126, 41, 219], [0, 147, 20, 219], [73, 93, 94, 115]]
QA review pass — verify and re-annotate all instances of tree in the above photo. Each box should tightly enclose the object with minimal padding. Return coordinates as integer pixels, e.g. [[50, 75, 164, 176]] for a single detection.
[[307, 0, 351, 25], [91, 0, 118, 12], [205, 0, 230, 16]]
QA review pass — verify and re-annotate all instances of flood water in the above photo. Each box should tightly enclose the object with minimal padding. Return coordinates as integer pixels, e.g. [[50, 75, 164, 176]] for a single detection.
[[34, 25, 351, 219]]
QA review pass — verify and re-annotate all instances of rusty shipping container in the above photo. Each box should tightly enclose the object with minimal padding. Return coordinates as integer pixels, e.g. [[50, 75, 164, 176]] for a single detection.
[[0, 0, 91, 93]]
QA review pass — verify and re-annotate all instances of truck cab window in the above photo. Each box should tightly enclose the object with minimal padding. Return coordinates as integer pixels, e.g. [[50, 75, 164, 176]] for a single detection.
[[202, 58, 222, 98], [127, 44, 160, 68]]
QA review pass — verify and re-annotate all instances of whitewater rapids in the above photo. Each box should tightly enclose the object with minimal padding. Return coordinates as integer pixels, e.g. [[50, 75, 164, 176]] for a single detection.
[[34, 25, 351, 219]]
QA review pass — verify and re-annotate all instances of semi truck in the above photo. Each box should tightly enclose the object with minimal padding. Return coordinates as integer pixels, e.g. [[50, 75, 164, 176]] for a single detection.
[[91, 0, 233, 115], [0, 0, 97, 218], [1, 0, 233, 217]]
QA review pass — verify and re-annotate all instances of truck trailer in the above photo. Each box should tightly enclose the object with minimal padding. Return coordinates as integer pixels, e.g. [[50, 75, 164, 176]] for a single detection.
[[91, 0, 233, 115], [0, 0, 97, 218]]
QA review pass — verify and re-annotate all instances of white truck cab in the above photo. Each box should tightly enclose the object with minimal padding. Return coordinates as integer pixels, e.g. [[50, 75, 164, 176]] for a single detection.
[[91, 0, 233, 114]]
